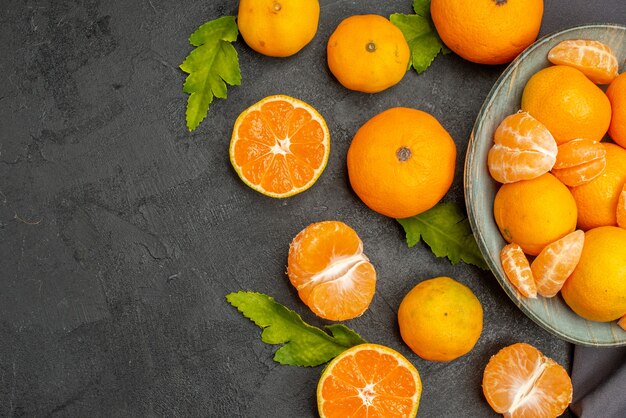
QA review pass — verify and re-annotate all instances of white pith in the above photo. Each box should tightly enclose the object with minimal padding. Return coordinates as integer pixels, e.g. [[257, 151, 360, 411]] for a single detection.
[[302, 252, 369, 289], [269, 136, 292, 155], [357, 382, 377, 407], [507, 357, 548, 414]]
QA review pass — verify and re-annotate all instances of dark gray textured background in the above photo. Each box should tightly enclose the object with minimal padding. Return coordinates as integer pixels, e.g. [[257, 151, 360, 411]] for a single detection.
[[1, 0, 624, 416]]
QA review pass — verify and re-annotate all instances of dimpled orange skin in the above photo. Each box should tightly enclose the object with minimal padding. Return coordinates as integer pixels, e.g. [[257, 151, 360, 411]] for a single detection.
[[237, 0, 320, 57], [430, 0, 543, 65], [521, 65, 612, 144], [327, 15, 410, 93], [494, 173, 577, 256], [398, 277, 483, 362], [347, 108, 456, 219], [570, 143, 626, 230], [606, 72, 626, 147], [561, 226, 626, 322]]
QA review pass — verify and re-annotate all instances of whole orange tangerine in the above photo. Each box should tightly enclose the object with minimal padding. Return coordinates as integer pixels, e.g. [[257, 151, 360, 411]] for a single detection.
[[570, 143, 626, 230], [327, 15, 410, 93], [606, 72, 626, 147], [493, 173, 577, 256], [347, 107, 456, 219], [521, 65, 612, 144], [237, 0, 319, 57], [398, 277, 483, 362], [430, 0, 543, 65], [561, 226, 626, 322]]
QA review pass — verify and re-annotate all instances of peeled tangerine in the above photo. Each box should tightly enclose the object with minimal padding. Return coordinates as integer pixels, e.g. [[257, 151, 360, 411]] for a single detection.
[[548, 39, 618, 85], [287, 221, 376, 321], [483, 343, 572, 418], [531, 230, 584, 298], [551, 139, 606, 187], [488, 112, 557, 184], [500, 244, 537, 298]]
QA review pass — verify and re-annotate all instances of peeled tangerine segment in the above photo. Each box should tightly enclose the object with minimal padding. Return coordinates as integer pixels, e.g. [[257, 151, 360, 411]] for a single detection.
[[619, 315, 626, 331], [287, 221, 376, 321], [307, 262, 377, 321], [618, 183, 626, 229], [551, 138, 607, 187], [531, 230, 585, 298], [500, 243, 537, 298], [483, 343, 573, 418], [488, 112, 557, 184], [548, 39, 619, 84]]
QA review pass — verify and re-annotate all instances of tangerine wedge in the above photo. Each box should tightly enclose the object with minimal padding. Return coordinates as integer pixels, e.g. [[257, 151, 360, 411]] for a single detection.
[[531, 230, 584, 298], [288, 221, 376, 321], [483, 343, 572, 418], [230, 95, 330, 198], [488, 112, 557, 184], [551, 139, 606, 187], [619, 315, 626, 331], [618, 183, 626, 229], [317, 343, 422, 418], [500, 243, 537, 298], [548, 39, 618, 85]]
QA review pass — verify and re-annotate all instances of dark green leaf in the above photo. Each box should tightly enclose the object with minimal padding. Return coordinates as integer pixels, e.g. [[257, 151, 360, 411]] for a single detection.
[[226, 291, 366, 367], [398, 203, 489, 270], [180, 16, 241, 131], [412, 0, 430, 17], [390, 0, 449, 74]]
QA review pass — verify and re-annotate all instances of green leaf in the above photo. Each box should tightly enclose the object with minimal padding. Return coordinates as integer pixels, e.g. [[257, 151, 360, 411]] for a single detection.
[[397, 203, 489, 270], [226, 291, 366, 367], [412, 0, 430, 17], [390, 0, 448, 74], [325, 324, 367, 347], [180, 16, 241, 131]]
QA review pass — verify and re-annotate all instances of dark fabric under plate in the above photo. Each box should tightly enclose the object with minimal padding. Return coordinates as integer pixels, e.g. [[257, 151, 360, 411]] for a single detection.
[[571, 345, 626, 417]]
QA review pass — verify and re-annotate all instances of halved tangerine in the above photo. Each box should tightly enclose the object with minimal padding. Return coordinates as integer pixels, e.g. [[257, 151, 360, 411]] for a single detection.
[[551, 138, 606, 187], [230, 95, 330, 197], [500, 243, 537, 298], [287, 221, 376, 321], [487, 112, 557, 184], [483, 343, 572, 418], [548, 39, 618, 85], [531, 230, 584, 298], [317, 343, 422, 418]]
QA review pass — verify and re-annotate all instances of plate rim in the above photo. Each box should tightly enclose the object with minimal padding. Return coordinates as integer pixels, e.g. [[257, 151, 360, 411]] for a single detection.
[[464, 23, 626, 347]]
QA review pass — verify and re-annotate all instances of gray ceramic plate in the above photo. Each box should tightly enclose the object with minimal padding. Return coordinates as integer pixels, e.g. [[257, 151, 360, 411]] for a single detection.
[[465, 24, 626, 347]]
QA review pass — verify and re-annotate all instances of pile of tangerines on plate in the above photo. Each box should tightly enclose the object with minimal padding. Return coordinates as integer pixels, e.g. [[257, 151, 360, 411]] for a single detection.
[[489, 41, 626, 327], [227, 0, 625, 417]]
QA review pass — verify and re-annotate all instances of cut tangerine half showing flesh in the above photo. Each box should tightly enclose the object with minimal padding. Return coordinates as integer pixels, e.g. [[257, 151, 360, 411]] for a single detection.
[[500, 243, 537, 298], [548, 39, 618, 84], [317, 343, 422, 418], [488, 112, 557, 184], [531, 230, 584, 298], [483, 343, 572, 418], [230, 95, 330, 197], [288, 221, 376, 321], [551, 138, 606, 187], [618, 183, 626, 229]]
